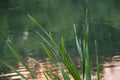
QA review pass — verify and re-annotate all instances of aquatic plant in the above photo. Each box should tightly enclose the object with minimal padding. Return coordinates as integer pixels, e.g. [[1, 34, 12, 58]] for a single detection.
[[0, 8, 100, 80]]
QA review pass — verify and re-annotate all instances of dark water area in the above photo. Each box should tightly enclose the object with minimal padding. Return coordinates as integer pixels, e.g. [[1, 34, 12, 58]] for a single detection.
[[0, 0, 120, 79]]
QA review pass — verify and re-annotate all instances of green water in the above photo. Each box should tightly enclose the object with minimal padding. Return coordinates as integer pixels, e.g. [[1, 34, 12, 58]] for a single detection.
[[0, 0, 120, 70]]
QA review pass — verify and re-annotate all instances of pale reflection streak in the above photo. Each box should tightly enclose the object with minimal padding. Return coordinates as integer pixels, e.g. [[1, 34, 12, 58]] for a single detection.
[[23, 31, 29, 40], [102, 55, 120, 80]]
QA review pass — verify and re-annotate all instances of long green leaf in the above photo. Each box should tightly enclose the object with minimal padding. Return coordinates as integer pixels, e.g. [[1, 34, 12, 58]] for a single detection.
[[60, 68, 70, 80], [49, 32, 60, 51], [63, 59, 81, 80], [74, 24, 86, 79], [6, 43, 37, 79], [41, 43, 57, 64], [61, 37, 67, 60], [28, 15, 60, 53], [74, 24, 83, 60], [36, 31, 53, 49], [61, 38, 81, 80], [28, 15, 49, 37], [37, 31, 61, 62], [95, 40, 100, 80], [43, 71, 49, 80], [0, 60, 28, 80]]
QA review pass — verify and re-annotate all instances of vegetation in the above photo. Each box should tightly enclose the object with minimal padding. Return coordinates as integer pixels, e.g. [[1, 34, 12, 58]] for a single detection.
[[0, 0, 120, 79], [0, 8, 100, 80], [0, 0, 120, 54]]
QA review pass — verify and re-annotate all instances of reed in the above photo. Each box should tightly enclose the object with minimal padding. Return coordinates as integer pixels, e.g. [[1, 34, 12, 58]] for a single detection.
[[0, 8, 100, 80]]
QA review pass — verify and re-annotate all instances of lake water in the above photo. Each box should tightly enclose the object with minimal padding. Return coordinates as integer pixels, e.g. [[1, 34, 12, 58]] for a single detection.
[[0, 1, 120, 79]]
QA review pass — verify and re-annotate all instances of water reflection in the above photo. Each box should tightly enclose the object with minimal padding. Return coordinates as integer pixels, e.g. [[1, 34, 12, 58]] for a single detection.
[[23, 31, 29, 40], [102, 55, 120, 80]]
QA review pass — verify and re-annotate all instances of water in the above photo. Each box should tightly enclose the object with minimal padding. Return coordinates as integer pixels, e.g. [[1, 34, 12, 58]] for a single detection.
[[0, 0, 120, 79], [100, 55, 120, 80]]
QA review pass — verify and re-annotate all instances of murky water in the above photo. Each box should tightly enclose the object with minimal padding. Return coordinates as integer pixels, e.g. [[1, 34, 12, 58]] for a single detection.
[[0, 1, 120, 80]]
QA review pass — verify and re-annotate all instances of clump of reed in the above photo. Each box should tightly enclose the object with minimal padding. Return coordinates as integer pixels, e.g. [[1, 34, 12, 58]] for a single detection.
[[0, 9, 100, 80]]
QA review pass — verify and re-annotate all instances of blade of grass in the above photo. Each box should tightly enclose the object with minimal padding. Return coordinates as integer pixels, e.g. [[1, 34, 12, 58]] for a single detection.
[[42, 71, 50, 80], [74, 24, 83, 60], [84, 8, 91, 80], [0, 72, 10, 80], [84, 33, 91, 80], [29, 15, 62, 63], [0, 60, 28, 80], [61, 38, 81, 80], [74, 24, 85, 79], [36, 31, 53, 49], [28, 57, 39, 64], [63, 59, 81, 80], [61, 37, 67, 60], [28, 14, 59, 50], [6, 43, 37, 79], [60, 68, 70, 80], [37, 31, 61, 63], [48, 32, 62, 62], [43, 70, 61, 80], [28, 15, 49, 37], [41, 43, 57, 64], [52, 74, 61, 80], [28, 15, 61, 54], [36, 31, 61, 62], [95, 40, 100, 80], [48, 32, 60, 51]]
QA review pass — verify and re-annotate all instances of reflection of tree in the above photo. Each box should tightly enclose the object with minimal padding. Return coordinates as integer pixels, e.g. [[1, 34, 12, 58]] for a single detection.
[[103, 61, 120, 80], [0, 0, 9, 10], [0, 11, 9, 54], [0, 0, 120, 68]]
